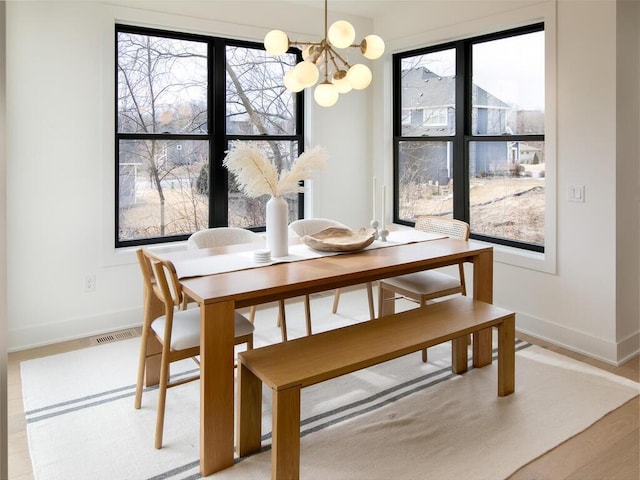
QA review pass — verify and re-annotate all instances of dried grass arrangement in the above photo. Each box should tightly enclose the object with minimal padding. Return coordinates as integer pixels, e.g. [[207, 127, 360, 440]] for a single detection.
[[223, 143, 327, 198]]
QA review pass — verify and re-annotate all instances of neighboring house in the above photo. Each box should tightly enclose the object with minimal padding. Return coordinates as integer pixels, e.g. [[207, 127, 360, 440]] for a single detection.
[[400, 66, 537, 182]]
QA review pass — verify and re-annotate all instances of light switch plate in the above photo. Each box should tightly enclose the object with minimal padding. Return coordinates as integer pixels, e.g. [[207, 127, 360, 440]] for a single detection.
[[568, 185, 585, 203]]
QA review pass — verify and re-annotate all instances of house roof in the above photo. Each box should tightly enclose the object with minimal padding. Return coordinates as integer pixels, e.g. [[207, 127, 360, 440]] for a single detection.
[[401, 67, 511, 110]]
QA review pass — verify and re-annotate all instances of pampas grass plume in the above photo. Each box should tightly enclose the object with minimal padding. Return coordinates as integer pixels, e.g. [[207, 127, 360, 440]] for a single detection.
[[223, 143, 327, 198], [223, 144, 278, 198]]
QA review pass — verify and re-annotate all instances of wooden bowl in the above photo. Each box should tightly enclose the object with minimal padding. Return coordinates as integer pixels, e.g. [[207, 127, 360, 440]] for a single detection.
[[301, 227, 376, 252]]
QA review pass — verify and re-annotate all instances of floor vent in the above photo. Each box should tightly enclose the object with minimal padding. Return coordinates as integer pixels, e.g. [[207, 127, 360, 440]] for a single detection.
[[89, 328, 139, 346]]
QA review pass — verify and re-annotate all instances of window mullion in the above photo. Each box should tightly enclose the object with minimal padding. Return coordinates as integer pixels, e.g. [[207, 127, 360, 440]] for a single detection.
[[210, 38, 228, 227], [453, 40, 469, 222]]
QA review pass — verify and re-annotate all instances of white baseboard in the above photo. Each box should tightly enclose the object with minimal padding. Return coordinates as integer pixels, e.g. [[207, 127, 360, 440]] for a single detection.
[[515, 310, 638, 366], [617, 331, 640, 366], [8, 307, 143, 352]]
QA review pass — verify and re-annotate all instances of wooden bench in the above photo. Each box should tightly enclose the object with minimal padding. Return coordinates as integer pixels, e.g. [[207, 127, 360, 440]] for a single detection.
[[236, 297, 516, 480]]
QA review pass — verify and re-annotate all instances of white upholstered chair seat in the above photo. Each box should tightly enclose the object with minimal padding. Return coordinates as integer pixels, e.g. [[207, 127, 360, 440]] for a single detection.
[[380, 270, 464, 300], [151, 309, 254, 351]]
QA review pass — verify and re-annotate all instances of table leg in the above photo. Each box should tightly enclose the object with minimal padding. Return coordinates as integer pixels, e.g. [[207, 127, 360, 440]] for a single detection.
[[472, 250, 494, 367], [200, 301, 236, 476]]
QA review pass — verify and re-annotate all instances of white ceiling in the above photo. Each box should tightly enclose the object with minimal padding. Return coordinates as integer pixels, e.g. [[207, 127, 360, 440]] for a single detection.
[[286, 0, 418, 19]]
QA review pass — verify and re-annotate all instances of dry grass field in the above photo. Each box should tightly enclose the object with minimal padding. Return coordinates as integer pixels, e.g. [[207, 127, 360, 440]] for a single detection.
[[400, 176, 545, 245], [470, 178, 544, 244]]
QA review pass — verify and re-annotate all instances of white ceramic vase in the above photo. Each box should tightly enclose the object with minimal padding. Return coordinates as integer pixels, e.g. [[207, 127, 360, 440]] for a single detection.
[[266, 195, 288, 257]]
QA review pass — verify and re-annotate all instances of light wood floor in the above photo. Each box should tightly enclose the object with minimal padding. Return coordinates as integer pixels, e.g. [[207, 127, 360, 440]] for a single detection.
[[7, 328, 639, 480]]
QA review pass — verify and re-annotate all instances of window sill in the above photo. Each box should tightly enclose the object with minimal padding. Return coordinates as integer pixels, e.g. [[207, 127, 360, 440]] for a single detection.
[[471, 239, 555, 274], [390, 223, 555, 274], [103, 240, 189, 267]]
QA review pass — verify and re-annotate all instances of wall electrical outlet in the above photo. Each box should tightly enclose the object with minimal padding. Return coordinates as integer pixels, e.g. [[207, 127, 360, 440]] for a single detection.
[[567, 185, 585, 203], [84, 274, 96, 292]]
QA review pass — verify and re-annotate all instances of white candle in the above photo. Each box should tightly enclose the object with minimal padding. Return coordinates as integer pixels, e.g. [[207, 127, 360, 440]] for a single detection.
[[381, 185, 386, 229], [372, 176, 377, 220]]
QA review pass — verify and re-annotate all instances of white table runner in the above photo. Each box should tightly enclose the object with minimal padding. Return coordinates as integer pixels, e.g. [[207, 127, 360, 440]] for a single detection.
[[175, 230, 445, 279]]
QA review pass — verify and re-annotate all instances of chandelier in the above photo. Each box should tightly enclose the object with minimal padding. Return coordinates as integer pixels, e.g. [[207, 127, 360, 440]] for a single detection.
[[263, 0, 385, 107]]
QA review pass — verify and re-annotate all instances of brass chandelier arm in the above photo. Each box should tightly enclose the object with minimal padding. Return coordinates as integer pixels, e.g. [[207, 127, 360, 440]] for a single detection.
[[327, 48, 350, 76], [328, 46, 351, 70]]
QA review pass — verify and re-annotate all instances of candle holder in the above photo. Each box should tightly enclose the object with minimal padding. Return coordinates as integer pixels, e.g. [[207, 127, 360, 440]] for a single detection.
[[379, 228, 389, 242], [370, 219, 380, 240]]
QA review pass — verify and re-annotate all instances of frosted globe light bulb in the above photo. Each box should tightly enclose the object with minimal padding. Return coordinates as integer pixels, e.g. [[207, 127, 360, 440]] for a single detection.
[[314, 82, 339, 107], [264, 30, 289, 55], [331, 70, 352, 94], [328, 20, 356, 49], [284, 70, 304, 92], [301, 46, 312, 60], [362, 35, 385, 60], [293, 60, 320, 88], [346, 63, 372, 90]]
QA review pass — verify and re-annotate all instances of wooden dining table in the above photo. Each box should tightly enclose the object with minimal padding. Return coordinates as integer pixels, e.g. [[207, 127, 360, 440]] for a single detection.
[[156, 236, 494, 476]]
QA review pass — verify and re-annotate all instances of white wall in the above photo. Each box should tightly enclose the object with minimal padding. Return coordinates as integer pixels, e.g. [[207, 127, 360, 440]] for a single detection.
[[5, 0, 373, 350], [1, 2, 8, 476], [616, 0, 640, 362], [4, 1, 639, 364]]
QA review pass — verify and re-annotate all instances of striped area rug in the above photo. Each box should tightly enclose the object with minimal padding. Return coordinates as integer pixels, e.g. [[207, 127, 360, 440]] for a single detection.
[[21, 292, 639, 480]]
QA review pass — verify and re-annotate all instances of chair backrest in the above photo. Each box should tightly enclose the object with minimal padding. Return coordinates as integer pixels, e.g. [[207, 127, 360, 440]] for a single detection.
[[136, 249, 183, 315], [414, 216, 470, 241], [187, 227, 263, 250], [288, 218, 348, 238]]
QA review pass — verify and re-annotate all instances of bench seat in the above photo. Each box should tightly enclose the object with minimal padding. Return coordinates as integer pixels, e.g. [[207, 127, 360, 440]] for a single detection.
[[236, 296, 515, 480]]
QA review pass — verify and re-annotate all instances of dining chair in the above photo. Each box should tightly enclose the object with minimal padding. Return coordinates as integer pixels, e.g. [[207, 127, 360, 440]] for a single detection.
[[134, 248, 254, 449], [377, 215, 470, 362], [289, 218, 376, 336], [186, 227, 264, 324]]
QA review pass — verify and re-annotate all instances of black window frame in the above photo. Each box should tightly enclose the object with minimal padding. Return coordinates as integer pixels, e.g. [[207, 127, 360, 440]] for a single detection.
[[392, 23, 545, 253], [115, 24, 304, 248]]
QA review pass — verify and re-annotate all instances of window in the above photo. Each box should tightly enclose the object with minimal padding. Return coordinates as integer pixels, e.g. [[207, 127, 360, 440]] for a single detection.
[[116, 25, 303, 247], [393, 24, 545, 252]]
